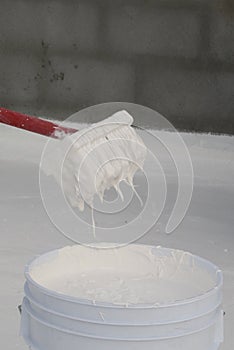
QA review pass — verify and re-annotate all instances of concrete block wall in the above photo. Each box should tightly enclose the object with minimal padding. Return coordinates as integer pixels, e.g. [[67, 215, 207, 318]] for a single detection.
[[0, 0, 234, 134]]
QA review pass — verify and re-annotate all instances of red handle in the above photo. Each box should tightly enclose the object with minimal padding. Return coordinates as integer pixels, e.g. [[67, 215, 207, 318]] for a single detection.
[[0, 107, 77, 139]]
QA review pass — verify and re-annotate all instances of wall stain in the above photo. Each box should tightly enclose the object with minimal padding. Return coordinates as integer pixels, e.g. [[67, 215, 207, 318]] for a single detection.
[[35, 41, 66, 83]]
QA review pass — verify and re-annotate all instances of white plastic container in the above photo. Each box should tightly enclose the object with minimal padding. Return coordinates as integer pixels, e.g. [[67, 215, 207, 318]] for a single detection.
[[20, 244, 223, 350]]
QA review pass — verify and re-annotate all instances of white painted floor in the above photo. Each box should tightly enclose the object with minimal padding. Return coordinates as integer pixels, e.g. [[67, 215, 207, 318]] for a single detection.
[[0, 123, 233, 349]]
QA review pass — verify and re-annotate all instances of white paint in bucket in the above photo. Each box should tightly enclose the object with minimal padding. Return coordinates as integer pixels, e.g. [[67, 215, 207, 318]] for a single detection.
[[21, 244, 223, 350]]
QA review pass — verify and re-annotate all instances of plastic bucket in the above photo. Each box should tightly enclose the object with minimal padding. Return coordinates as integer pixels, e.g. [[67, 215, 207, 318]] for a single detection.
[[20, 244, 223, 350]]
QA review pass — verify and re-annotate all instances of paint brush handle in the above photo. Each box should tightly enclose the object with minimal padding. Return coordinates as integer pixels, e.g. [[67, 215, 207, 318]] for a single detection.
[[0, 107, 77, 139]]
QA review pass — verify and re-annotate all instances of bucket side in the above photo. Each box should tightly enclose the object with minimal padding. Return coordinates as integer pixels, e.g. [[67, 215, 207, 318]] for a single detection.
[[22, 297, 223, 341], [21, 302, 223, 350]]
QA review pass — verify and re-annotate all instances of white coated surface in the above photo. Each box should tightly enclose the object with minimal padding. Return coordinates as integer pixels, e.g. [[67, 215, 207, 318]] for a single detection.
[[0, 123, 234, 349]]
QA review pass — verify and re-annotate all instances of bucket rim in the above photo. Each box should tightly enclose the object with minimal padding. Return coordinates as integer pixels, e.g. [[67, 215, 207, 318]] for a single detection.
[[24, 244, 223, 310]]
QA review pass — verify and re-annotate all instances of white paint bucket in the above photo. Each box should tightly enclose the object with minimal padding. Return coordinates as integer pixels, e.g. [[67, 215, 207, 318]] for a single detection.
[[20, 244, 223, 350]]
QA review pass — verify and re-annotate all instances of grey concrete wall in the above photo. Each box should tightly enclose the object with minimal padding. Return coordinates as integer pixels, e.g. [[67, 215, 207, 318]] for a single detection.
[[0, 0, 234, 134]]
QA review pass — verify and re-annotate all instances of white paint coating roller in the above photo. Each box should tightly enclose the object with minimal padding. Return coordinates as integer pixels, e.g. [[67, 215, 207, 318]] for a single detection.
[[42, 110, 147, 211]]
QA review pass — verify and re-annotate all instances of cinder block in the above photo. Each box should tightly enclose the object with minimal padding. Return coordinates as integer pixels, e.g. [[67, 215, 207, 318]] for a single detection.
[[138, 65, 234, 131], [0, 1, 45, 51], [45, 1, 99, 52], [0, 53, 39, 104], [42, 56, 135, 109], [106, 6, 200, 58], [210, 13, 234, 62], [0, 0, 99, 52]]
